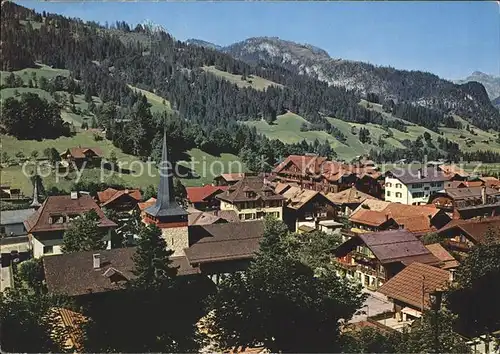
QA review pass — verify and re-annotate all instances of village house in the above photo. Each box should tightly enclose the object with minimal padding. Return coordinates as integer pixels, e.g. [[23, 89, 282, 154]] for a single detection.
[[277, 185, 336, 232], [429, 186, 500, 219], [334, 229, 440, 290], [272, 155, 381, 195], [347, 200, 451, 238], [186, 185, 228, 210], [60, 147, 103, 168], [479, 176, 500, 190], [377, 262, 450, 324], [436, 216, 500, 253], [425, 243, 460, 270], [24, 192, 117, 258], [96, 188, 142, 212], [0, 184, 23, 199], [384, 167, 448, 205], [213, 173, 246, 186], [216, 175, 285, 221], [438, 164, 469, 182], [325, 186, 377, 218]]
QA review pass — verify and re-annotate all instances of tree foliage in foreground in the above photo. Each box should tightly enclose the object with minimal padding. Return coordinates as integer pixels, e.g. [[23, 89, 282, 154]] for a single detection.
[[207, 217, 364, 352], [61, 209, 107, 253], [446, 227, 500, 340]]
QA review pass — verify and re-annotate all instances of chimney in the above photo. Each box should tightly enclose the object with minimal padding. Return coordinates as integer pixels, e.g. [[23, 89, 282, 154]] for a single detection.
[[70, 191, 79, 200], [481, 186, 487, 205], [93, 253, 101, 269], [417, 169, 422, 179], [385, 213, 390, 222], [449, 269, 455, 282]]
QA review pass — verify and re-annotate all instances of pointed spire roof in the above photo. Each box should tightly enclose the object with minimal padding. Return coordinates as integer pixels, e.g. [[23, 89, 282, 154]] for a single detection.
[[30, 175, 42, 209], [145, 130, 187, 218]]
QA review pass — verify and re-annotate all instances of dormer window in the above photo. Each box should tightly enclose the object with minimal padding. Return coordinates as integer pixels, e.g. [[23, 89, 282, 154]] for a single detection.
[[245, 191, 255, 198], [49, 214, 65, 224]]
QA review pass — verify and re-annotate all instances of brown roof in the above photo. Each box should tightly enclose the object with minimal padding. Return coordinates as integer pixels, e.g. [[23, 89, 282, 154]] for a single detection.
[[437, 216, 500, 244], [275, 182, 297, 195], [326, 187, 377, 205], [282, 187, 329, 210], [357, 230, 439, 265], [43, 247, 200, 297], [187, 207, 227, 226], [216, 173, 246, 182], [212, 210, 241, 223], [445, 187, 500, 201], [216, 176, 285, 203], [425, 243, 460, 270], [377, 262, 450, 310], [97, 188, 142, 207], [61, 147, 104, 159], [24, 194, 117, 233], [273, 155, 327, 176], [480, 176, 500, 188], [184, 220, 264, 264], [349, 202, 441, 233]]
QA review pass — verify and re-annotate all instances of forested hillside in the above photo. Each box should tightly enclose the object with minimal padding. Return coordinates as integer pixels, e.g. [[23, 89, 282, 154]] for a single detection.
[[1, 1, 500, 168]]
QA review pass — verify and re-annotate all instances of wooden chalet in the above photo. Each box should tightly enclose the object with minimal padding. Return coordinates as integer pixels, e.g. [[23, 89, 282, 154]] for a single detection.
[[96, 188, 142, 212], [60, 147, 103, 168]]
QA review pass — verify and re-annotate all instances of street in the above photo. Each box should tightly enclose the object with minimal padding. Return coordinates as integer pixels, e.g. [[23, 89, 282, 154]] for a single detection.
[[349, 288, 393, 323]]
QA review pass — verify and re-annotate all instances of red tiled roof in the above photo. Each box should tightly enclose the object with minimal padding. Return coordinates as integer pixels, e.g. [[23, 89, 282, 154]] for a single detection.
[[24, 194, 117, 233], [97, 188, 142, 207], [186, 185, 228, 203], [350, 209, 389, 227], [61, 147, 103, 159], [273, 155, 327, 176], [215, 173, 246, 182], [325, 186, 377, 205], [378, 262, 450, 310]]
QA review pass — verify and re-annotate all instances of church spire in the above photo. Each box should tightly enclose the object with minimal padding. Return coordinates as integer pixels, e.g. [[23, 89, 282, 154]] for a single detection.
[[145, 130, 187, 218]]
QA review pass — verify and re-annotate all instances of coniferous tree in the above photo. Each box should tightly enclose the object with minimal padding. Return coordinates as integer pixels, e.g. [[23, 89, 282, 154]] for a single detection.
[[62, 210, 107, 253]]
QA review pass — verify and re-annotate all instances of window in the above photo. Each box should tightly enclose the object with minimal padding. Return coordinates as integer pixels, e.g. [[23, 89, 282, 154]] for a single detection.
[[244, 213, 253, 220], [386, 191, 391, 197], [43, 245, 53, 254], [430, 182, 443, 188], [396, 183, 402, 188], [395, 192, 402, 198], [412, 183, 424, 189], [412, 192, 425, 198], [0, 226, 5, 235], [385, 182, 392, 187], [50, 214, 65, 224]]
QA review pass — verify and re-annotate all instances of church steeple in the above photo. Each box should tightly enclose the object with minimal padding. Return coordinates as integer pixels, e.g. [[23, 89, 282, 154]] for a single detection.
[[145, 130, 187, 219]]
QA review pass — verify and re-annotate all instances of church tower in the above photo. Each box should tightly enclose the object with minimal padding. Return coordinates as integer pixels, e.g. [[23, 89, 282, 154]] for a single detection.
[[144, 130, 189, 256]]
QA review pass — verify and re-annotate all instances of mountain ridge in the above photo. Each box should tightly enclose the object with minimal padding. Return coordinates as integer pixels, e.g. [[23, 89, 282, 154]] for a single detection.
[[455, 71, 500, 101]]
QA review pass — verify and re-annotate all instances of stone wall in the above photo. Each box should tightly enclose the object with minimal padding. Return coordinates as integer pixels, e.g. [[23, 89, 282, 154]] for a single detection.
[[161, 226, 189, 256]]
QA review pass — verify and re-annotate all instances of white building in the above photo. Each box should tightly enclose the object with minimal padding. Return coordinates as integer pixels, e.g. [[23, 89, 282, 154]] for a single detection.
[[385, 167, 448, 205]]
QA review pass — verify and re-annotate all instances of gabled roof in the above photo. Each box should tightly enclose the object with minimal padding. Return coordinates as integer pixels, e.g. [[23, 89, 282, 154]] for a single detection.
[[378, 262, 450, 310], [24, 194, 117, 233], [282, 187, 329, 210], [187, 207, 227, 226], [138, 197, 156, 211], [356, 230, 439, 265], [43, 247, 200, 297], [215, 173, 246, 182], [97, 188, 142, 207], [386, 167, 449, 184], [184, 220, 264, 264], [325, 187, 377, 205], [349, 202, 441, 232], [479, 176, 500, 188], [216, 176, 285, 203], [272, 155, 327, 176], [186, 185, 228, 203], [425, 243, 460, 270], [61, 147, 103, 159], [437, 216, 500, 244]]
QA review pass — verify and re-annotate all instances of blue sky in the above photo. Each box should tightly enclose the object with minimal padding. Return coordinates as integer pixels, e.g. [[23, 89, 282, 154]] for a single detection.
[[18, 1, 500, 80]]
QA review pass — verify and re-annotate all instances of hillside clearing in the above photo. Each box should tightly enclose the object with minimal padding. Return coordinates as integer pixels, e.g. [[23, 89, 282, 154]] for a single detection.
[[0, 132, 245, 194], [128, 85, 174, 114], [202, 66, 283, 91]]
